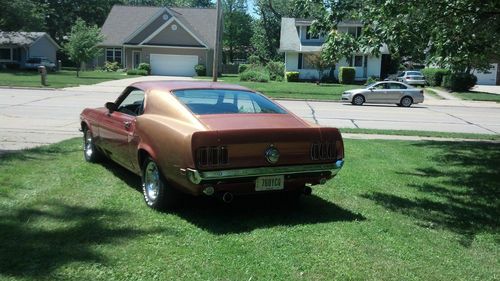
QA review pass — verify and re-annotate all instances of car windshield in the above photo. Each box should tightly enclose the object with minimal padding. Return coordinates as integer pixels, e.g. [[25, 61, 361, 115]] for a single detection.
[[366, 83, 377, 88], [173, 89, 287, 115], [407, 71, 422, 76]]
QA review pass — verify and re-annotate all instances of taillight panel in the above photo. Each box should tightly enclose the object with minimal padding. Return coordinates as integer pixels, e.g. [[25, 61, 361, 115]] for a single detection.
[[196, 146, 228, 167], [311, 141, 343, 161]]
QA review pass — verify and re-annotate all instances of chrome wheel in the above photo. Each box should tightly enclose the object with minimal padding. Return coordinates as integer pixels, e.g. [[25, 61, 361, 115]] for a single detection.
[[401, 96, 413, 107], [144, 161, 160, 201], [84, 130, 93, 159], [353, 95, 364, 105]]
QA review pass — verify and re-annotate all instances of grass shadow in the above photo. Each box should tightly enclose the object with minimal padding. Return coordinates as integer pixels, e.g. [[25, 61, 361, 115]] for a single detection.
[[100, 160, 365, 235], [0, 202, 176, 278], [171, 194, 365, 235], [364, 141, 500, 246]]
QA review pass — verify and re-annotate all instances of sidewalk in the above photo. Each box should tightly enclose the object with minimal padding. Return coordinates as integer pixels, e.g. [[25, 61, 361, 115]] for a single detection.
[[424, 88, 500, 108], [472, 85, 500, 95], [343, 133, 500, 143]]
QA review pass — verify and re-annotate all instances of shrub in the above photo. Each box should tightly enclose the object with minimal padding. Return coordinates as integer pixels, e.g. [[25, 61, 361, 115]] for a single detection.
[[441, 73, 477, 92], [137, 63, 151, 74], [421, 68, 450, 86], [339, 67, 356, 84], [127, 69, 148, 76], [239, 69, 269, 82], [286, 71, 299, 82], [266, 61, 285, 81], [365, 76, 378, 85], [238, 64, 250, 73], [247, 55, 260, 65], [194, 64, 206, 76], [103, 61, 119, 72]]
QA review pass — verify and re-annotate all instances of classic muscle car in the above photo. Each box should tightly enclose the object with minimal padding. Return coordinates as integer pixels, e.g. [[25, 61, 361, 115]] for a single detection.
[[80, 81, 344, 210]]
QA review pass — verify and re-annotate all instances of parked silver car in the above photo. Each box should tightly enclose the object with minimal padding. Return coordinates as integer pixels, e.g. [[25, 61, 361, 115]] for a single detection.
[[396, 71, 426, 86], [342, 81, 424, 107]]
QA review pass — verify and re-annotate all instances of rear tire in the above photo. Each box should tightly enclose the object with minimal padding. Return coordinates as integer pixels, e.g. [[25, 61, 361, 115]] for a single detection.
[[141, 156, 179, 210], [400, 96, 413, 107], [352, 95, 365, 106]]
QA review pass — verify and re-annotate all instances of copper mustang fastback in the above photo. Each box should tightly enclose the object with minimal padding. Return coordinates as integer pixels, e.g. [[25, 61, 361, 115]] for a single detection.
[[80, 81, 344, 210]]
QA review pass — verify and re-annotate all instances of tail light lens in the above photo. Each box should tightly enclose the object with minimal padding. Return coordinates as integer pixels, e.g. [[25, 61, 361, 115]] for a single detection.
[[196, 146, 228, 167], [310, 142, 336, 160]]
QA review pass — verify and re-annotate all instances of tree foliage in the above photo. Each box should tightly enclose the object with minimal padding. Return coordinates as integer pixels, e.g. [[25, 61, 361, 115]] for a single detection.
[[251, 0, 305, 62], [0, 0, 47, 31], [63, 19, 104, 77], [223, 0, 253, 62], [304, 0, 500, 73]]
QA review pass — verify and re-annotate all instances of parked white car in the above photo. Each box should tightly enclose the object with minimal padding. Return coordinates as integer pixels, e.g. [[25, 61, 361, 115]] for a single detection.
[[342, 81, 424, 107], [396, 71, 426, 86]]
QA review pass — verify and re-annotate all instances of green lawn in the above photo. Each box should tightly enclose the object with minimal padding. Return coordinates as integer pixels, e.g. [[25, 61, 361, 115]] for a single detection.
[[452, 91, 500, 103], [424, 88, 445, 99], [0, 70, 139, 88], [1, 138, 498, 280], [340, 128, 500, 140], [201, 75, 359, 100]]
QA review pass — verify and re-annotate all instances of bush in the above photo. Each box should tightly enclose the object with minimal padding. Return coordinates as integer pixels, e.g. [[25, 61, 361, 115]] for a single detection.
[[194, 64, 206, 76], [238, 64, 250, 73], [127, 69, 148, 76], [421, 68, 450, 86], [265, 61, 285, 81], [339, 67, 356, 84], [247, 55, 260, 65], [365, 76, 378, 85], [137, 63, 151, 74], [441, 73, 477, 92], [286, 71, 299, 82], [239, 69, 269, 82], [103, 61, 119, 72]]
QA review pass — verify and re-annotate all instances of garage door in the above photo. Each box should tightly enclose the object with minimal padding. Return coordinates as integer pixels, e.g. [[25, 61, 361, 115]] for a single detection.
[[150, 54, 198, 76], [472, 63, 498, 85]]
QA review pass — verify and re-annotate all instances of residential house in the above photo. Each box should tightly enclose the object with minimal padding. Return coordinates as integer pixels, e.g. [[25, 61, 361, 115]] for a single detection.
[[97, 5, 219, 76], [279, 18, 391, 81], [0, 32, 59, 68]]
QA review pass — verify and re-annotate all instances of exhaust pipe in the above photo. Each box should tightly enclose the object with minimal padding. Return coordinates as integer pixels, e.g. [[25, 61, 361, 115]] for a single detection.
[[222, 192, 234, 203]]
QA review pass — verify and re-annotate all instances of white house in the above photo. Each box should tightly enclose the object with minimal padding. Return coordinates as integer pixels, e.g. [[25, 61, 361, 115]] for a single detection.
[[279, 18, 391, 81]]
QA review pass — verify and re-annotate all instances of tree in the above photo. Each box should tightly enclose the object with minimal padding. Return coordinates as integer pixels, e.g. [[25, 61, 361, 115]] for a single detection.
[[0, 0, 47, 31], [251, 0, 305, 61], [63, 19, 104, 77], [223, 0, 253, 62], [307, 50, 336, 82], [305, 0, 500, 73]]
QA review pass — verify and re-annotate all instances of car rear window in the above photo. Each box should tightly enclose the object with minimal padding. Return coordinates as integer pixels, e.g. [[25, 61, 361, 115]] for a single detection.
[[407, 71, 422, 76], [173, 89, 287, 115]]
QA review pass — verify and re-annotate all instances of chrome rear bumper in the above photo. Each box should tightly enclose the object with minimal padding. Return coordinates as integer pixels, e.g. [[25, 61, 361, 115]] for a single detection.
[[183, 160, 344, 184]]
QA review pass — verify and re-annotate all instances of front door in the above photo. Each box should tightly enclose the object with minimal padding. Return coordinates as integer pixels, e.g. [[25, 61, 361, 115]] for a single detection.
[[99, 87, 145, 170], [366, 82, 387, 102]]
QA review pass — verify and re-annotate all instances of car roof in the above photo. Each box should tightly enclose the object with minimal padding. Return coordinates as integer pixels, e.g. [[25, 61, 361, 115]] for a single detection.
[[129, 80, 255, 93]]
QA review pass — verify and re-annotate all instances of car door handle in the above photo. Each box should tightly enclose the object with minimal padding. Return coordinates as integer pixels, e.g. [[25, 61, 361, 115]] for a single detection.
[[124, 121, 132, 129]]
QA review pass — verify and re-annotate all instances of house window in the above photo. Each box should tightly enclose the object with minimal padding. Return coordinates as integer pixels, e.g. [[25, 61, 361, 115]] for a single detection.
[[302, 53, 319, 69], [0, 48, 12, 60], [306, 26, 320, 40], [354, 56, 363, 67], [339, 26, 362, 38], [106, 48, 122, 65]]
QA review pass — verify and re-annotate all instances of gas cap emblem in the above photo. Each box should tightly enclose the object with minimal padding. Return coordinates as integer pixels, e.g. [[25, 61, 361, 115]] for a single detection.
[[265, 145, 280, 164]]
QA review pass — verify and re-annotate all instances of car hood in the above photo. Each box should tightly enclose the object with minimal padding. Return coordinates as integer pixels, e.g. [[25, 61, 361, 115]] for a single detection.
[[196, 114, 310, 130]]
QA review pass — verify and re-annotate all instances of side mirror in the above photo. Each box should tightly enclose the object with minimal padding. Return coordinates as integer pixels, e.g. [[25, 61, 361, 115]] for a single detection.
[[105, 102, 117, 112]]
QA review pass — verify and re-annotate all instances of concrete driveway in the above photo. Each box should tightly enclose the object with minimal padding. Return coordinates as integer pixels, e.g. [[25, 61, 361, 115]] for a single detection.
[[1, 80, 499, 151]]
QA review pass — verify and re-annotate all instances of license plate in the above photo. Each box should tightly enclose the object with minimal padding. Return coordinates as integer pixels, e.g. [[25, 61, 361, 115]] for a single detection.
[[255, 175, 284, 191]]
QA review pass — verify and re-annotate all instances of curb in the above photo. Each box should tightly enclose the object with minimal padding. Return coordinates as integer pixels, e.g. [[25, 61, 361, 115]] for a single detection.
[[0, 86, 59, 90]]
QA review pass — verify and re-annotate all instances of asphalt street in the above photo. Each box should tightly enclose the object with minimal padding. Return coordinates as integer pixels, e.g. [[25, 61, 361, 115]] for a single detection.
[[1, 82, 499, 151]]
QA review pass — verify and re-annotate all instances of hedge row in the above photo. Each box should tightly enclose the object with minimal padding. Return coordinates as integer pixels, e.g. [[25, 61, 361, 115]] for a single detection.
[[421, 68, 450, 86], [339, 67, 356, 84]]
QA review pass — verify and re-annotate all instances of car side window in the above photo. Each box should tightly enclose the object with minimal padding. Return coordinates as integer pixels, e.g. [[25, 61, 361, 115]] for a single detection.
[[373, 83, 386, 90], [117, 89, 145, 116], [388, 83, 406, 89]]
